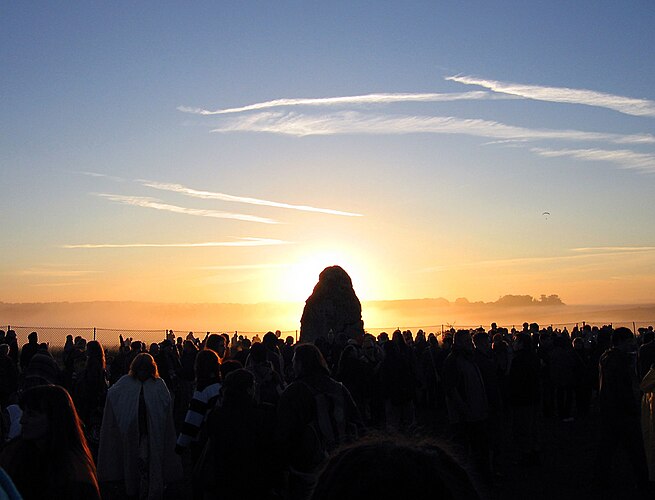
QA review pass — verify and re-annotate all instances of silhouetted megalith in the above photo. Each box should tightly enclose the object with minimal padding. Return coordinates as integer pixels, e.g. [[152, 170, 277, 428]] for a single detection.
[[300, 265, 365, 343]]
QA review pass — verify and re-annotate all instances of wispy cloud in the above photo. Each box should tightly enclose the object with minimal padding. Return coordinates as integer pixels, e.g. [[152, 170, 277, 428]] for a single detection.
[[62, 238, 289, 249], [17, 268, 100, 277], [30, 282, 88, 287], [531, 147, 655, 173], [139, 180, 363, 217], [73, 171, 126, 182], [198, 263, 291, 270], [178, 91, 503, 115], [421, 248, 655, 273], [94, 193, 280, 224], [210, 111, 655, 144], [571, 246, 655, 253], [447, 75, 655, 117]]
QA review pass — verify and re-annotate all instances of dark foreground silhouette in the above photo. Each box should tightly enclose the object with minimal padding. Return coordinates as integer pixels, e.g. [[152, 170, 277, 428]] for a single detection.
[[0, 323, 654, 499]]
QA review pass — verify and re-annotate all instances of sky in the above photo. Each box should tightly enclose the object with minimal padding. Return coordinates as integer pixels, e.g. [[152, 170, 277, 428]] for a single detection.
[[2, 1, 655, 314]]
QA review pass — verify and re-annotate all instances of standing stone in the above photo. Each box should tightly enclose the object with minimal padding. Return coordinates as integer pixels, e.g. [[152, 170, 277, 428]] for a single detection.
[[299, 265, 365, 343]]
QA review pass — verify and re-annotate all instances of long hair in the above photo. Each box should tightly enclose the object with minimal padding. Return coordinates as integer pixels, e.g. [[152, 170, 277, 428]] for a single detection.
[[19, 385, 98, 491], [194, 349, 220, 389], [293, 343, 330, 379], [129, 352, 159, 382], [85, 340, 106, 371]]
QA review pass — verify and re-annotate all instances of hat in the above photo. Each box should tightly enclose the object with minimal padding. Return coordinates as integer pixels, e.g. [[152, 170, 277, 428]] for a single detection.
[[26, 353, 60, 384]]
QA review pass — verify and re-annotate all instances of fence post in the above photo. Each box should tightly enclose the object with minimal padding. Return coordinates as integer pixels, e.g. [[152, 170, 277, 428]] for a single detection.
[[295, 330, 298, 343], [93, 327, 96, 341], [633, 322, 637, 336]]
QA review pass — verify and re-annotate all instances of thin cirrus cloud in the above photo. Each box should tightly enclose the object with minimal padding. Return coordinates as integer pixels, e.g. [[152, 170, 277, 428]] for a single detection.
[[210, 111, 655, 144], [198, 263, 291, 270], [30, 282, 88, 287], [531, 147, 655, 173], [139, 180, 363, 217], [446, 75, 655, 118], [421, 248, 654, 273], [570, 246, 655, 253], [177, 91, 503, 115], [74, 171, 126, 182], [17, 268, 100, 277], [62, 238, 289, 249], [94, 193, 280, 224]]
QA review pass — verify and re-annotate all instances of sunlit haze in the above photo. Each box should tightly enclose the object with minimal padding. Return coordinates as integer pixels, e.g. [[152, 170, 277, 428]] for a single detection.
[[2, 3, 654, 330]]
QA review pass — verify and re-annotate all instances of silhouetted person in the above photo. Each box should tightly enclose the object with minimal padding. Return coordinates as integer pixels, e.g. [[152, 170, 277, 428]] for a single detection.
[[380, 337, 417, 431], [419, 334, 443, 410], [572, 337, 594, 417], [508, 332, 541, 466], [205, 334, 226, 359], [310, 436, 480, 500], [26, 352, 61, 386], [594, 327, 649, 493], [473, 331, 503, 475], [19, 331, 39, 371], [262, 331, 285, 378], [0, 385, 100, 499], [336, 344, 372, 419], [281, 336, 295, 382], [0, 344, 18, 407], [233, 337, 251, 366], [491, 332, 510, 410], [72, 340, 108, 449], [245, 342, 285, 406], [176, 349, 221, 463], [277, 343, 362, 500], [5, 330, 18, 365], [155, 339, 181, 394], [442, 330, 489, 479], [200, 369, 279, 500], [124, 340, 143, 375], [549, 335, 576, 421]]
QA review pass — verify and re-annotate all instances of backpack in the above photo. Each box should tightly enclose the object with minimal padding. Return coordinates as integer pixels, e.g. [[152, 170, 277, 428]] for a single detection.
[[297, 381, 353, 470], [253, 364, 283, 406]]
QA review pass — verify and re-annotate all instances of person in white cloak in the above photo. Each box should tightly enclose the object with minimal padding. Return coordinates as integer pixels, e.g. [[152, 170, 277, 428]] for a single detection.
[[97, 352, 182, 499]]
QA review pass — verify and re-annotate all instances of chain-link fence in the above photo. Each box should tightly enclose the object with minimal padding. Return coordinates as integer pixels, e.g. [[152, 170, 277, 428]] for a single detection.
[[2, 321, 653, 351], [0, 324, 300, 353], [364, 321, 655, 339]]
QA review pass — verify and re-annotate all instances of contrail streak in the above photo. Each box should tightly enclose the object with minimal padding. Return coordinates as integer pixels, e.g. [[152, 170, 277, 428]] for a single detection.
[[177, 91, 502, 115], [94, 193, 280, 224], [139, 181, 363, 217], [62, 238, 289, 249], [447, 75, 655, 117]]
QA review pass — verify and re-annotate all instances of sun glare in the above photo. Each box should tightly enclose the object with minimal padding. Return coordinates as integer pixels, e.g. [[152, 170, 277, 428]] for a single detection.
[[280, 249, 370, 302]]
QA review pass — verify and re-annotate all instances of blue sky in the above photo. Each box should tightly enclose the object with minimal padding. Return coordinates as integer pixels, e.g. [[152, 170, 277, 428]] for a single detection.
[[2, 1, 655, 307]]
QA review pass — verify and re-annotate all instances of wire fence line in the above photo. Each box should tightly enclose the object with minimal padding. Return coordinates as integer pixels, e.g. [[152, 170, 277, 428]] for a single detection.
[[0, 325, 300, 351], [2, 320, 654, 351]]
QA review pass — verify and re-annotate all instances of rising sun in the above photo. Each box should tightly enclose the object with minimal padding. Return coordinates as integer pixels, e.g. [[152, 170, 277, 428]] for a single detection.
[[280, 249, 369, 303]]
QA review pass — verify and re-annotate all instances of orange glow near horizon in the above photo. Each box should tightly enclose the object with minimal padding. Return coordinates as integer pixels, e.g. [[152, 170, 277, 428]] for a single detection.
[[263, 246, 379, 303]]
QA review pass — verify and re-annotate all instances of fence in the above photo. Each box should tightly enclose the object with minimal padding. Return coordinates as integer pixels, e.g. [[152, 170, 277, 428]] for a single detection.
[[3, 320, 654, 352], [0, 325, 300, 352]]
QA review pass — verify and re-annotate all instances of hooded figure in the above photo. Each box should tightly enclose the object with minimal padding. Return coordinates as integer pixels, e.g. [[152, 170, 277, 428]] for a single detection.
[[97, 353, 182, 500]]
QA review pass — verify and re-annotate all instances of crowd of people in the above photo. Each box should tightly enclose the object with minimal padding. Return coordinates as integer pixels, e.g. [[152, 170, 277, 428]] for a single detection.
[[0, 322, 653, 499]]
